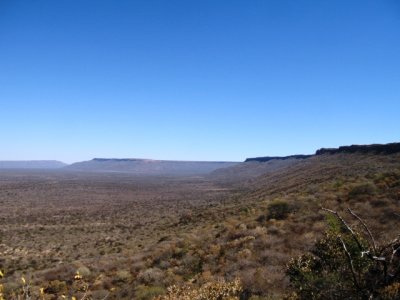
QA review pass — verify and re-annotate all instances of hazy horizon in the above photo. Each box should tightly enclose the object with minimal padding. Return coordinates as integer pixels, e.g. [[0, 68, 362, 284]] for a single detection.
[[0, 157, 245, 164], [1, 0, 399, 163], [2, 141, 400, 165]]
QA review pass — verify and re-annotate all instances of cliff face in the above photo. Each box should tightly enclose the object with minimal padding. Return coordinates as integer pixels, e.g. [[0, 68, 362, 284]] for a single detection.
[[316, 143, 400, 155]]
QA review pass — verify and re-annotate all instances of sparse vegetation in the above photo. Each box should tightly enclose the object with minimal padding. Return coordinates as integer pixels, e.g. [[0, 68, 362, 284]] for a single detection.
[[155, 279, 242, 300], [1, 152, 400, 298]]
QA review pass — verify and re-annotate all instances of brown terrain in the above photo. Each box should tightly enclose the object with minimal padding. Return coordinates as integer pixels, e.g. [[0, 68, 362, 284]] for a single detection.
[[1, 144, 400, 299]]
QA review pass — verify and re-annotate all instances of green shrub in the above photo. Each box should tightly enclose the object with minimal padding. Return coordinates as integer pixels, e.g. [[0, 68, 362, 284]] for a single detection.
[[287, 209, 400, 299], [267, 200, 292, 220]]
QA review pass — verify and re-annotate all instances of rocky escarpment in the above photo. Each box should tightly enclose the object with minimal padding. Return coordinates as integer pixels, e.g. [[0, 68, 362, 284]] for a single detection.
[[316, 142, 400, 155], [245, 142, 400, 163]]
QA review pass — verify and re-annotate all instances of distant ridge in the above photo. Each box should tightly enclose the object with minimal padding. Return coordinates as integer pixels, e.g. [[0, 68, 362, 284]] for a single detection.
[[244, 142, 400, 163], [245, 155, 312, 163], [219, 142, 400, 182], [65, 158, 239, 175], [92, 158, 144, 162], [0, 160, 67, 169], [316, 142, 400, 155]]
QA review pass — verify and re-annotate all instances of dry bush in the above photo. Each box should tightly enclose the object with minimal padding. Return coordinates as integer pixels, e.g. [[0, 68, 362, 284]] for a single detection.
[[154, 278, 242, 300], [239, 267, 271, 295], [369, 198, 390, 208], [135, 285, 166, 300], [348, 182, 377, 199], [42, 264, 76, 282], [137, 267, 165, 286]]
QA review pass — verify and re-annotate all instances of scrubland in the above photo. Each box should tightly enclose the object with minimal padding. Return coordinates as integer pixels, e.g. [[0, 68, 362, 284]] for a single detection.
[[1, 153, 400, 299]]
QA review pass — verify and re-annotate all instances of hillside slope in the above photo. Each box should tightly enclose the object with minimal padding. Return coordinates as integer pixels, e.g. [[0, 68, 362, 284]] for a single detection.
[[134, 150, 400, 298], [210, 142, 400, 183], [209, 158, 306, 182]]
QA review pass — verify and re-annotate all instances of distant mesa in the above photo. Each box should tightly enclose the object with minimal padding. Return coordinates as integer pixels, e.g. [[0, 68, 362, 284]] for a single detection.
[[65, 158, 239, 176], [244, 155, 312, 163], [92, 158, 144, 162], [315, 142, 400, 155], [2, 142, 398, 173], [0, 160, 67, 169]]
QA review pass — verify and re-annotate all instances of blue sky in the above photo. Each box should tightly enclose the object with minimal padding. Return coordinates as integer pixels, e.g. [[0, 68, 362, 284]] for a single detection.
[[0, 0, 399, 163]]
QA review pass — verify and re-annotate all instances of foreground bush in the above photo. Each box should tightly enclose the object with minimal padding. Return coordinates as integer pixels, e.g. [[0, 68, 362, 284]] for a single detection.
[[287, 208, 400, 299]]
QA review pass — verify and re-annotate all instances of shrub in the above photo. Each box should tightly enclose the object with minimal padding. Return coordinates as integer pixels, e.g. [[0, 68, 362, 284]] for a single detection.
[[44, 280, 68, 294], [113, 270, 131, 284], [256, 214, 268, 224], [287, 208, 400, 299], [287, 231, 372, 299], [267, 200, 292, 220], [369, 198, 390, 208], [135, 285, 166, 300], [155, 278, 242, 300], [76, 266, 91, 278], [374, 172, 400, 189], [137, 267, 165, 286], [348, 183, 377, 199]]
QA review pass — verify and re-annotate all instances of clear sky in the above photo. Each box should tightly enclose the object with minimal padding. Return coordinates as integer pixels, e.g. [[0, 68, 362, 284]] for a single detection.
[[0, 0, 399, 163]]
